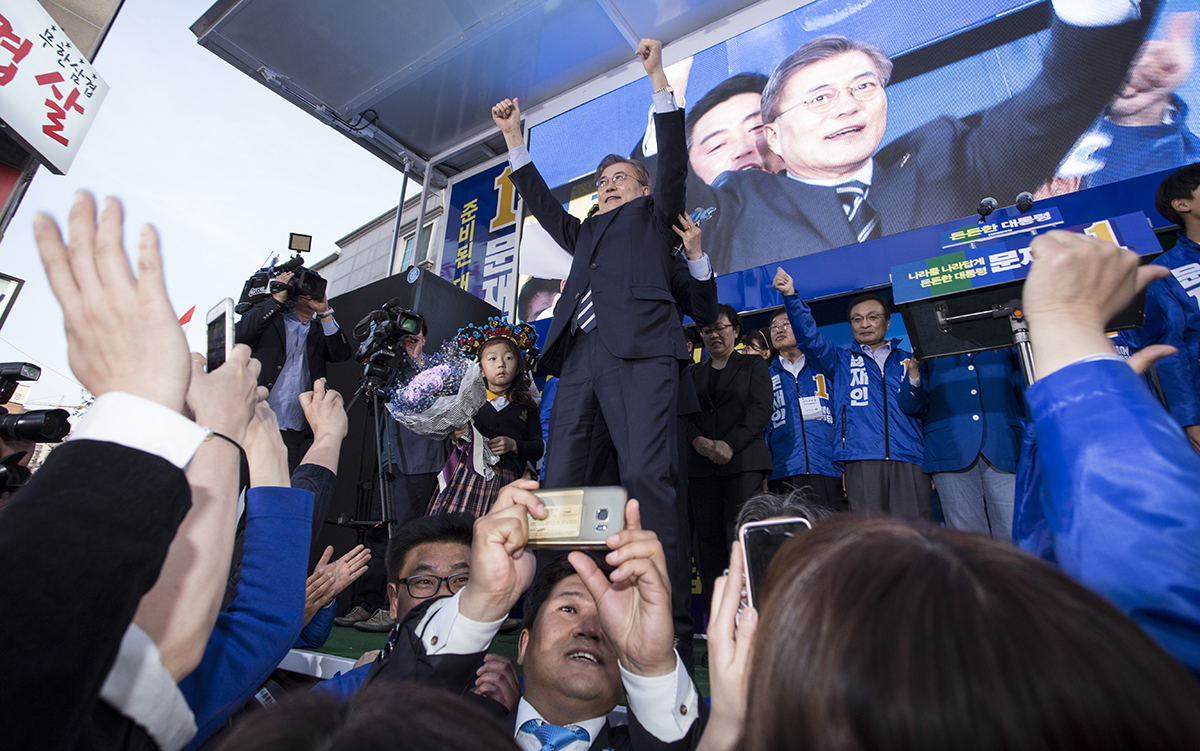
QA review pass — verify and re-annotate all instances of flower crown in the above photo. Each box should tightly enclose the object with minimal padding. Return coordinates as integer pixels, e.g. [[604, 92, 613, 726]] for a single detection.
[[453, 316, 539, 357]]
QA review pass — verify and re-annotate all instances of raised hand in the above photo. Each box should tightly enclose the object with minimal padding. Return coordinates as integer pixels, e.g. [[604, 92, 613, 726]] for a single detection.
[[242, 399, 289, 488], [1024, 230, 1169, 379], [636, 39, 666, 88], [34, 193, 191, 413], [304, 568, 336, 625], [492, 98, 525, 151], [305, 544, 371, 623], [299, 378, 347, 443], [569, 499, 676, 677], [772, 267, 795, 296], [458, 479, 546, 623], [905, 355, 921, 382], [673, 214, 703, 260], [472, 653, 522, 711], [185, 345, 263, 444], [698, 541, 758, 751]]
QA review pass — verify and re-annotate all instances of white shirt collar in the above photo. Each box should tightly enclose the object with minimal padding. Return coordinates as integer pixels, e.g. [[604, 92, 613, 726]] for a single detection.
[[786, 159, 874, 188], [514, 697, 609, 751], [778, 351, 806, 376]]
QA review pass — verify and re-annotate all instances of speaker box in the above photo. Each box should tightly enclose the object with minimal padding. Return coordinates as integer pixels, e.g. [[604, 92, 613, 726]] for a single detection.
[[314, 268, 501, 579]]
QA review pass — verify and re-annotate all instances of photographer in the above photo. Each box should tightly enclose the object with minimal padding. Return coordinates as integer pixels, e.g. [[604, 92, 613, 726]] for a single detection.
[[235, 269, 352, 471]]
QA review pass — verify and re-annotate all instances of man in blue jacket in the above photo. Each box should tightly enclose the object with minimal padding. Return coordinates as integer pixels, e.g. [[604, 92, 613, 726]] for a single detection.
[[898, 351, 1026, 540], [773, 268, 929, 518], [765, 308, 844, 511], [1115, 162, 1200, 453]]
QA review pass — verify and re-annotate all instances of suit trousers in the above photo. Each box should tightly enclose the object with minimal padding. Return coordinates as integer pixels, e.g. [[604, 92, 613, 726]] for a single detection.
[[769, 473, 848, 513], [843, 460, 932, 520], [690, 470, 766, 609], [545, 329, 681, 594], [933, 455, 1016, 541]]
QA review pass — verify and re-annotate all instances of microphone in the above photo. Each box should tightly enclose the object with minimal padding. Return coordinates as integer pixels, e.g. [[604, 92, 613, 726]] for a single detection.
[[977, 197, 998, 221], [1015, 192, 1035, 213]]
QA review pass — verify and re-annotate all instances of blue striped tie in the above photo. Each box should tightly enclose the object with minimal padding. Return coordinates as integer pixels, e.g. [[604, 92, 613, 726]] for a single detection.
[[574, 288, 597, 333], [836, 180, 881, 243], [519, 719, 591, 751]]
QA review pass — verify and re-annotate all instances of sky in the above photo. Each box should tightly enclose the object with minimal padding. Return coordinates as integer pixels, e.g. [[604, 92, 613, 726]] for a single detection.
[[0, 1, 408, 408]]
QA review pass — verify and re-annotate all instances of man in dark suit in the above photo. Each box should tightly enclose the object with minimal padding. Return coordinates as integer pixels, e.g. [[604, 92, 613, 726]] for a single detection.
[[491, 39, 718, 603], [704, 2, 1156, 275], [235, 269, 352, 469], [362, 480, 704, 751]]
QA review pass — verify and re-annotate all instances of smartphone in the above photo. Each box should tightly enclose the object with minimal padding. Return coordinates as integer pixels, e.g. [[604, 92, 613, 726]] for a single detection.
[[527, 486, 627, 549], [206, 298, 235, 372], [740, 517, 812, 609]]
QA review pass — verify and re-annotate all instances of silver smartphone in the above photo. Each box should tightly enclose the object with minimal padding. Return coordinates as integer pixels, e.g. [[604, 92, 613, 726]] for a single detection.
[[740, 517, 812, 609], [206, 298, 235, 372], [527, 486, 628, 549]]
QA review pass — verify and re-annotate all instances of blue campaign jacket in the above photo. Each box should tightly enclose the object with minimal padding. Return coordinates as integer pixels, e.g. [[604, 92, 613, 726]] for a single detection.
[[784, 295, 924, 467], [766, 354, 839, 480], [180, 486, 312, 749], [1114, 234, 1200, 427], [897, 349, 1026, 474], [1013, 358, 1200, 678]]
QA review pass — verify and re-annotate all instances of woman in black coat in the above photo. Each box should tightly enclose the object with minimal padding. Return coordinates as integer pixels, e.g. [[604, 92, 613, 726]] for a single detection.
[[688, 304, 774, 610]]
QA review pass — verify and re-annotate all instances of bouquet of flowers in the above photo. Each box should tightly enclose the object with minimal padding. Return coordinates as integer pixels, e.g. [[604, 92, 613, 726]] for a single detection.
[[385, 340, 485, 439]]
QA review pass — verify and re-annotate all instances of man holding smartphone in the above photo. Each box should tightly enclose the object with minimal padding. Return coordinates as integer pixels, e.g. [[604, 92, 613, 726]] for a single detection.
[[235, 269, 352, 471]]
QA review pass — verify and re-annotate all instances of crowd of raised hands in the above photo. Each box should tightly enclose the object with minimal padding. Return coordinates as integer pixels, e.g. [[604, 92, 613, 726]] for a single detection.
[[2, 190, 1199, 751]]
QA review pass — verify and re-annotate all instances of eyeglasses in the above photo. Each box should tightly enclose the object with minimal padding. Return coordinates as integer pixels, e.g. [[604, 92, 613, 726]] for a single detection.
[[769, 321, 791, 333], [850, 313, 886, 325], [397, 572, 470, 599], [699, 323, 734, 337], [596, 172, 637, 190], [775, 78, 883, 118]]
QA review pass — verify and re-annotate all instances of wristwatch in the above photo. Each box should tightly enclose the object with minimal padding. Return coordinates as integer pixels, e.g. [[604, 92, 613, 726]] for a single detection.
[[317, 308, 335, 320]]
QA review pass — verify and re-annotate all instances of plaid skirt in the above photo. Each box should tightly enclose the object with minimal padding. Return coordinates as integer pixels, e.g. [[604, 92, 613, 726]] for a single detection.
[[426, 460, 519, 518]]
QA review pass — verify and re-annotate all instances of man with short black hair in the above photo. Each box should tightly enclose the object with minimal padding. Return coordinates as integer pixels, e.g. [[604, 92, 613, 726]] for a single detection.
[[773, 269, 929, 517], [1116, 162, 1200, 454]]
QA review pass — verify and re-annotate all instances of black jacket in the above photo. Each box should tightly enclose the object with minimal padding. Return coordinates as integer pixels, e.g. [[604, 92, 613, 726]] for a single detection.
[[688, 351, 774, 477], [235, 298, 353, 392]]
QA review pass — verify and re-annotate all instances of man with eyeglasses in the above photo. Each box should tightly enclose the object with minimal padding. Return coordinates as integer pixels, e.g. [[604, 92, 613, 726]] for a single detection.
[[764, 309, 844, 511], [490, 39, 718, 613], [313, 513, 520, 714], [700, 3, 1156, 274], [773, 268, 930, 518]]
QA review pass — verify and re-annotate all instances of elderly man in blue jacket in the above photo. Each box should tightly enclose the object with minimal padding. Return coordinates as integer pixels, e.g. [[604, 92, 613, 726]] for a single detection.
[[773, 268, 929, 518], [897, 351, 1026, 540]]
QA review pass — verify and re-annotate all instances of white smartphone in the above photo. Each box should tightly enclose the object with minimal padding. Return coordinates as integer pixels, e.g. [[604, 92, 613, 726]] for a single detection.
[[740, 516, 812, 609], [527, 486, 628, 549], [206, 298, 235, 372]]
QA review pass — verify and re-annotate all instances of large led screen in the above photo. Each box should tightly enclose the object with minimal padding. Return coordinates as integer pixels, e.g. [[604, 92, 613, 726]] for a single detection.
[[527, 0, 1193, 305]]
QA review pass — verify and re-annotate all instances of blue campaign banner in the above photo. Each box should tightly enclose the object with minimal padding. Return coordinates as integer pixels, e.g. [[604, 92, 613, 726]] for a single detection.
[[939, 207, 1064, 249], [440, 160, 522, 318], [713, 167, 1176, 313], [890, 212, 1160, 305]]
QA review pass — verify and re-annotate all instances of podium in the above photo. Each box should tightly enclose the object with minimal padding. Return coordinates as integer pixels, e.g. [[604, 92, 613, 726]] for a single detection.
[[891, 211, 1160, 385]]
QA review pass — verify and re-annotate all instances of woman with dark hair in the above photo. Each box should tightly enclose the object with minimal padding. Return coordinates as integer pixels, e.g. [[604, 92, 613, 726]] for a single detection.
[[740, 327, 776, 362], [215, 682, 520, 751], [701, 517, 1200, 751], [688, 303, 774, 611]]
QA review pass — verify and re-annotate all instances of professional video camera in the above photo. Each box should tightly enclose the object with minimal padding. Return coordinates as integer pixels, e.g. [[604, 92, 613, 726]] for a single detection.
[[235, 233, 329, 314], [0, 362, 71, 493], [352, 298, 425, 390]]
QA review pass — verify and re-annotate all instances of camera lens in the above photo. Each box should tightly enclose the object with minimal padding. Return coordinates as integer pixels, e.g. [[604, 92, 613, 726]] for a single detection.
[[0, 409, 70, 442]]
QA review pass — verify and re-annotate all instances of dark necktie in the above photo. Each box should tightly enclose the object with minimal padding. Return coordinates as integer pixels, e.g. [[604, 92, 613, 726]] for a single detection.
[[836, 180, 881, 243], [519, 719, 591, 751], [573, 288, 596, 333]]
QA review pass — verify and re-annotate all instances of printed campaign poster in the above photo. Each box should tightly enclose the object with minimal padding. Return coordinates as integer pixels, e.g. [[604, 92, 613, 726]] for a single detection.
[[525, 0, 1199, 305], [440, 158, 521, 319], [0, 1, 109, 174]]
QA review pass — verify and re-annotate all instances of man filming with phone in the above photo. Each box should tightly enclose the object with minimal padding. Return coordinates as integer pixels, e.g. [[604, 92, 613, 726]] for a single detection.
[[235, 268, 352, 470]]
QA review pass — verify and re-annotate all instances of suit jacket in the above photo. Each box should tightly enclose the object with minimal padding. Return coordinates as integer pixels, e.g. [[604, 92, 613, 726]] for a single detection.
[[234, 297, 353, 391], [704, 10, 1154, 275], [897, 349, 1026, 474], [509, 109, 717, 376], [0, 440, 191, 750], [687, 351, 774, 477]]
